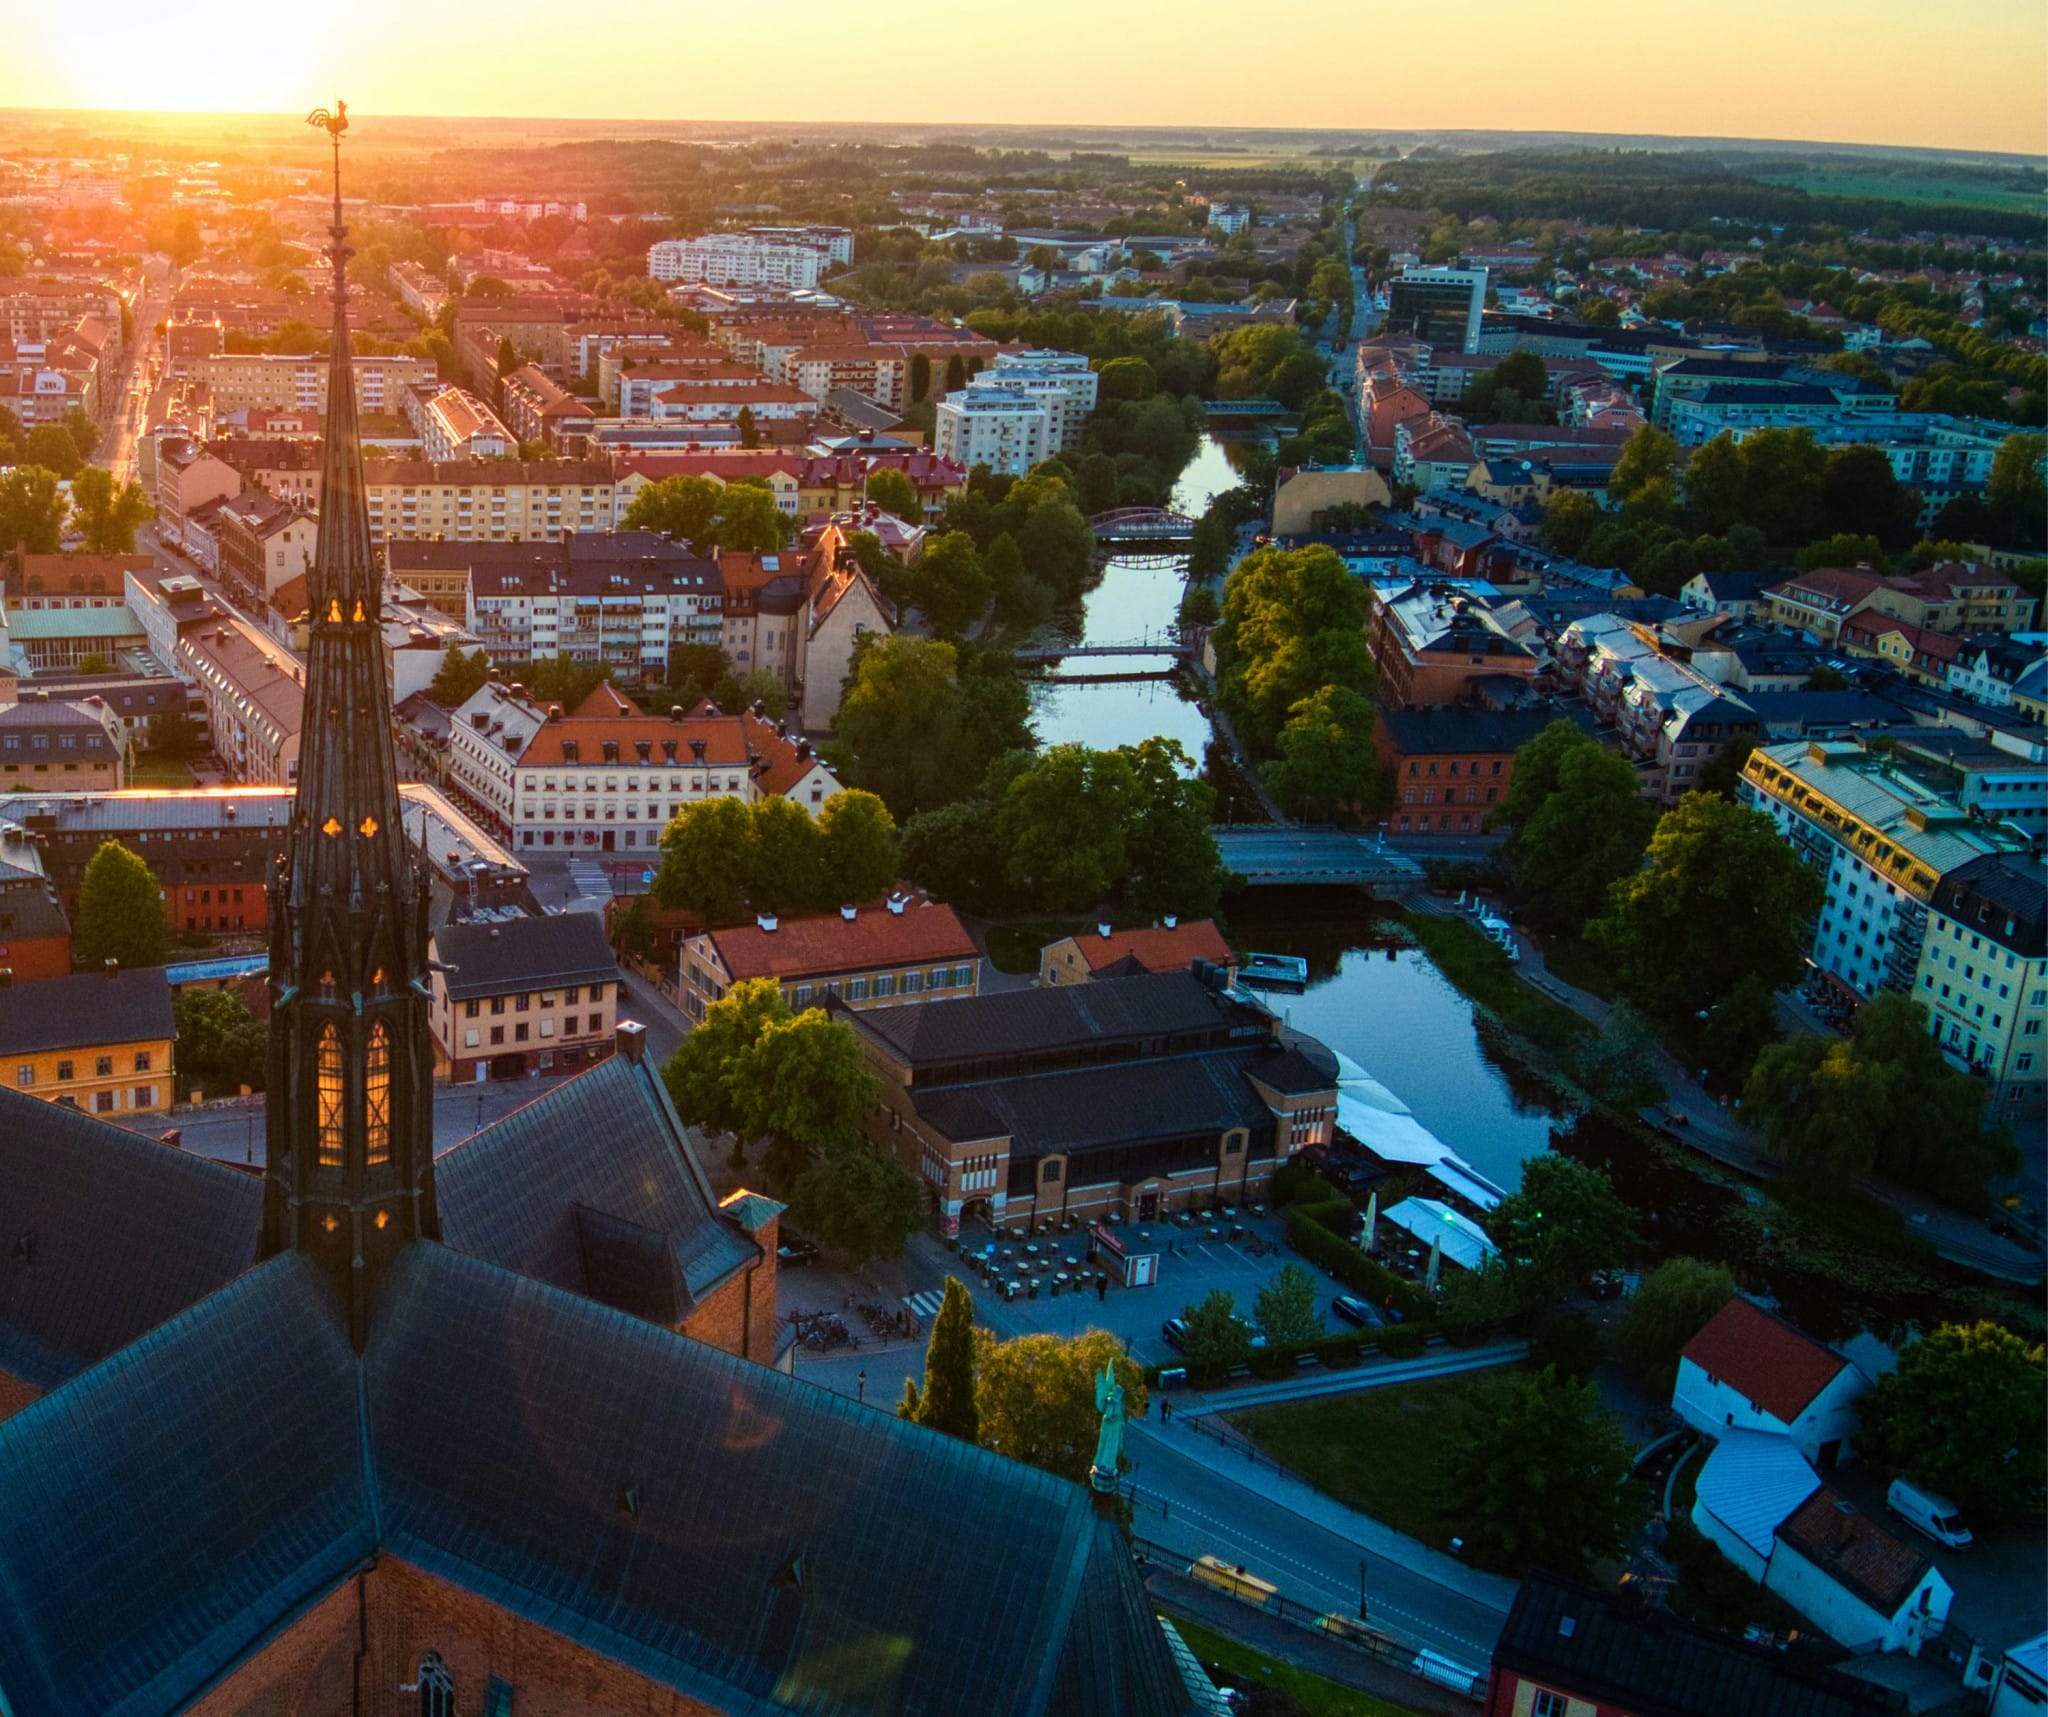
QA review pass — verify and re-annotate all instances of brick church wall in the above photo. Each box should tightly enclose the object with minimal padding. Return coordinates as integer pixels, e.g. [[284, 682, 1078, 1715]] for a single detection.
[[0, 1369, 44, 1422], [680, 1217, 778, 1365], [187, 1559, 730, 1716]]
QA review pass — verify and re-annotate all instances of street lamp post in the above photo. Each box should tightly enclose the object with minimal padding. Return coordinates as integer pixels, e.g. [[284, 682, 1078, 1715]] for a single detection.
[[857, 1369, 868, 1407], [1358, 1559, 1368, 1621]]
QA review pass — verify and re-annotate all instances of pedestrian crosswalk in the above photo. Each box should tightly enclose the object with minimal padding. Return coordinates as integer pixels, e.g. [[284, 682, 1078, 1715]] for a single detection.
[[903, 1290, 945, 1322], [565, 858, 612, 907]]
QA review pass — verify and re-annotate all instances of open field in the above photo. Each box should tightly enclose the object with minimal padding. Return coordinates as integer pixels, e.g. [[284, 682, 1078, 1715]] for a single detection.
[[1758, 168, 2045, 215]]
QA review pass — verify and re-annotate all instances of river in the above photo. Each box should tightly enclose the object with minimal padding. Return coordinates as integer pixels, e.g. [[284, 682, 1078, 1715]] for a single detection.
[[1025, 432, 1255, 757]]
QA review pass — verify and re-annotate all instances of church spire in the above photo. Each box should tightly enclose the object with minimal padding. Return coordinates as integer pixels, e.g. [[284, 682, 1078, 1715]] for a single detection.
[[260, 103, 437, 1347]]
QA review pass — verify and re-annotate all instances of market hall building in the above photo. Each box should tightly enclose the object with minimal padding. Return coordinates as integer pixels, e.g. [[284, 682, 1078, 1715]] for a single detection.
[[844, 968, 1339, 1232]]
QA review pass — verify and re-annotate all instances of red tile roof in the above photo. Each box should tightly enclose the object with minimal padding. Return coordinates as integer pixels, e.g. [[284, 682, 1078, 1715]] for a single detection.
[[1775, 1488, 1931, 1616], [706, 901, 978, 983], [1070, 920, 1233, 975], [1681, 1298, 1847, 1423]]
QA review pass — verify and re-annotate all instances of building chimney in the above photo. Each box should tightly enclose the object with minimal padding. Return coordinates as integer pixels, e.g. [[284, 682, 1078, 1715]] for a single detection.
[[0, 968, 11, 989], [615, 1018, 647, 1063], [103, 958, 119, 979], [1164, 914, 1178, 930], [840, 904, 856, 922], [757, 913, 778, 933], [1097, 922, 1112, 940], [885, 893, 905, 916]]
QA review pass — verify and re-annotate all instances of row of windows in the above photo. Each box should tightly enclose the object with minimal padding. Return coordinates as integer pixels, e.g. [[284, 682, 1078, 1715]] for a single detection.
[[524, 775, 744, 793], [17, 1050, 153, 1084], [49, 1086, 157, 1112], [463, 1015, 598, 1048], [1403, 758, 1505, 778], [1402, 786, 1498, 807], [789, 966, 974, 1005], [461, 984, 609, 1017]]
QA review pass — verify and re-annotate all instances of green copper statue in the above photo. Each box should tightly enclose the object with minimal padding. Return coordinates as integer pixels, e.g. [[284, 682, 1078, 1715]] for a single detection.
[[1088, 1362, 1126, 1495]]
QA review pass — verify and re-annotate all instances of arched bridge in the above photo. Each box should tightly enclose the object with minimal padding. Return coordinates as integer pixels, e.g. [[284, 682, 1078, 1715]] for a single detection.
[[1090, 507, 1198, 544], [1211, 826, 1425, 890]]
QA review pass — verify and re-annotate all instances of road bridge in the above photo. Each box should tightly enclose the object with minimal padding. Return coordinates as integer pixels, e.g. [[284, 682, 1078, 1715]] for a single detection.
[[1213, 825, 1425, 890], [1090, 506, 1197, 546], [1197, 399, 1296, 419]]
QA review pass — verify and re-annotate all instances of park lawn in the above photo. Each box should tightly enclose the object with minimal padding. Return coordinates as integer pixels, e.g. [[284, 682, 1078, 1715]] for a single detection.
[[129, 752, 199, 789], [1163, 1616, 1426, 1717], [983, 920, 1083, 976], [1230, 1373, 1505, 1550], [1399, 911, 1591, 1062]]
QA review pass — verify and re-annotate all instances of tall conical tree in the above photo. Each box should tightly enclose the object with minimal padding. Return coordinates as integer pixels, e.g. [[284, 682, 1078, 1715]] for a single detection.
[[901, 1277, 979, 1443], [74, 838, 166, 969]]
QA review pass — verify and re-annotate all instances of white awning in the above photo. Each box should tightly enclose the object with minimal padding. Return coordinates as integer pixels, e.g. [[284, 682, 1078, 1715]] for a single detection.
[[1380, 1197, 1498, 1272]]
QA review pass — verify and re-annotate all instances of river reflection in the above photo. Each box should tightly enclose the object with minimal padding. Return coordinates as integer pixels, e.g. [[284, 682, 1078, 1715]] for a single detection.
[[1223, 891, 1562, 1193]]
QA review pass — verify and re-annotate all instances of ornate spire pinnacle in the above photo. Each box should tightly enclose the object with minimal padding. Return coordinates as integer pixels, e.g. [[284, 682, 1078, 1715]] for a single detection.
[[261, 104, 437, 1348]]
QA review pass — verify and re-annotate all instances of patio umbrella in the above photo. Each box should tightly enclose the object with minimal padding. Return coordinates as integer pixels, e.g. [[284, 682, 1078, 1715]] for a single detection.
[[1424, 1235, 1441, 1293], [1361, 1191, 1378, 1254]]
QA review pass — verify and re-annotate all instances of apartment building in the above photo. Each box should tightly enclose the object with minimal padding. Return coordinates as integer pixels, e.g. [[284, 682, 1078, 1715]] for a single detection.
[[211, 437, 326, 512], [0, 277, 125, 346], [1914, 853, 2047, 1117], [360, 459, 620, 543], [974, 350, 1099, 451], [0, 964, 173, 1117], [461, 532, 724, 681], [500, 364, 596, 451], [428, 912, 620, 1083], [1384, 267, 1487, 353], [1367, 581, 1541, 708], [648, 235, 827, 290], [933, 385, 1051, 475], [420, 388, 514, 461], [389, 260, 451, 322], [196, 350, 436, 416], [1740, 739, 2031, 1003], [678, 898, 979, 1021], [774, 346, 908, 412], [0, 695, 127, 792], [444, 681, 554, 832], [154, 438, 243, 542], [176, 616, 305, 786], [216, 489, 317, 606], [647, 380, 816, 425]]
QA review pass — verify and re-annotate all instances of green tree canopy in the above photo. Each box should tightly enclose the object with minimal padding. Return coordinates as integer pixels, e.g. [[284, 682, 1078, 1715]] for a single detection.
[[1820, 444, 1920, 550], [0, 466, 68, 555], [1214, 543, 1374, 752], [652, 795, 758, 924], [817, 789, 898, 905], [1682, 433, 1747, 537], [995, 745, 1139, 914], [1858, 1322, 2046, 1523], [712, 479, 792, 552], [1253, 1264, 1325, 1345], [787, 1144, 925, 1263], [1593, 791, 1825, 1033], [1178, 1288, 1252, 1376], [864, 466, 921, 524], [830, 636, 1032, 822], [746, 795, 830, 917], [1261, 684, 1390, 824], [61, 406, 100, 462], [74, 839, 166, 970], [68, 467, 154, 555], [1492, 721, 1654, 933], [1616, 1258, 1736, 1396], [1608, 426, 1677, 509], [899, 1276, 980, 1442], [984, 531, 1051, 634], [972, 1327, 1148, 1485], [171, 989, 267, 1096], [622, 473, 723, 547], [1542, 490, 1601, 558], [1488, 1155, 1635, 1309], [23, 423, 82, 479], [661, 977, 791, 1138], [426, 643, 492, 708], [1119, 737, 1228, 920], [1746, 993, 2019, 1209], [1438, 1368, 1636, 1578], [905, 530, 991, 638]]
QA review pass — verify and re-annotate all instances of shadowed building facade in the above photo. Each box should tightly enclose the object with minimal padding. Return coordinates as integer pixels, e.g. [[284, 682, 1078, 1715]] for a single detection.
[[0, 110, 1197, 1717]]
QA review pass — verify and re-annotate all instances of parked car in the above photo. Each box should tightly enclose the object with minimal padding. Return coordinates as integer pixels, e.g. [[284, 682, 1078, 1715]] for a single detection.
[[1332, 1294, 1386, 1328], [777, 1231, 820, 1268], [1161, 1317, 1189, 1352], [1887, 1479, 1973, 1551]]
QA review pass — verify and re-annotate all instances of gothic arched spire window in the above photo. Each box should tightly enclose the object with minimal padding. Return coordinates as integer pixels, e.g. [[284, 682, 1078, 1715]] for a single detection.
[[365, 1022, 392, 1167], [315, 1025, 345, 1171], [417, 1651, 454, 1717]]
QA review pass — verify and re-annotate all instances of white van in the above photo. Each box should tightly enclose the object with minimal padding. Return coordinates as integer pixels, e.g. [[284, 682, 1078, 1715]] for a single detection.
[[1887, 1478, 1973, 1551]]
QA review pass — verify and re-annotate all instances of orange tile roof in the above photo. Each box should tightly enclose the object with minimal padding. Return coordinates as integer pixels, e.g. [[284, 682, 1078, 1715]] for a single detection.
[[518, 716, 747, 769], [705, 901, 978, 983], [1070, 920, 1234, 974]]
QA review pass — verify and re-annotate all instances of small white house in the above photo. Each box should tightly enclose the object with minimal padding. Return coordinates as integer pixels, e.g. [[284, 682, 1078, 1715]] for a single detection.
[[1765, 1489, 1953, 1656], [1673, 1297, 1869, 1468], [1691, 1429, 1822, 1582]]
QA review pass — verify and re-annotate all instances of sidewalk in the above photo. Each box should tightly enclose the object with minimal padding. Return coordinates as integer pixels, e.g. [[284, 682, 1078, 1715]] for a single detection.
[[1501, 914, 2041, 1281], [1174, 1339, 1527, 1415]]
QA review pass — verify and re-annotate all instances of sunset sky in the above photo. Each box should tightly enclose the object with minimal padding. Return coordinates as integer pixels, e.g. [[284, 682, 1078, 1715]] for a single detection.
[[4, 0, 2044, 157]]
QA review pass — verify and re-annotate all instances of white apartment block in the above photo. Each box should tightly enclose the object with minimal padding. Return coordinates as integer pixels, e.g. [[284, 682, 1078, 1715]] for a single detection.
[[978, 350, 1099, 452], [933, 385, 1052, 475], [648, 236, 826, 290], [743, 225, 855, 266], [420, 389, 515, 461], [445, 682, 553, 833], [466, 564, 723, 682]]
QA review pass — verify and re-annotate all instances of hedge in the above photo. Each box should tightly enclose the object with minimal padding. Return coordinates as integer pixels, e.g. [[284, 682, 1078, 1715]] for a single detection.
[[1284, 1206, 1435, 1324]]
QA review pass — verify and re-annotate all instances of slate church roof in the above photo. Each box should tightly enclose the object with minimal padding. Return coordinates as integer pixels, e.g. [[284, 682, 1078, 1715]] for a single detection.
[[0, 1242, 1190, 1717]]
